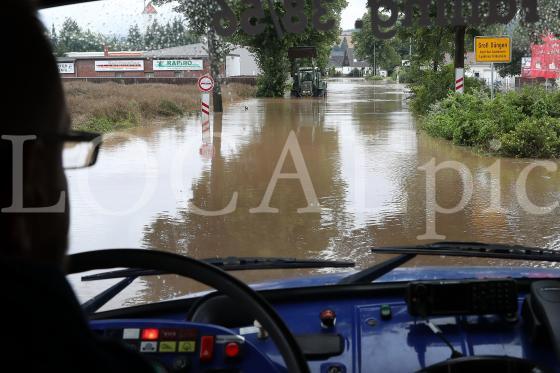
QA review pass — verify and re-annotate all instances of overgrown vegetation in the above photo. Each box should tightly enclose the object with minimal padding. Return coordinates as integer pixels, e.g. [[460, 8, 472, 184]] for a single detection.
[[422, 87, 560, 158], [64, 81, 256, 132], [406, 64, 487, 115], [231, 0, 347, 97]]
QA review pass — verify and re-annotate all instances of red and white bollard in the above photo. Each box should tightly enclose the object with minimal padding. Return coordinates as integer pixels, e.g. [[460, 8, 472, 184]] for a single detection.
[[197, 75, 215, 160], [455, 68, 464, 93], [201, 92, 211, 144]]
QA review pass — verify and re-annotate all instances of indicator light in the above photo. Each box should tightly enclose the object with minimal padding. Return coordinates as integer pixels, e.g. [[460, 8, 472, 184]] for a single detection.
[[141, 328, 159, 340], [224, 342, 240, 358], [320, 309, 336, 328], [199, 336, 215, 362], [380, 304, 392, 320]]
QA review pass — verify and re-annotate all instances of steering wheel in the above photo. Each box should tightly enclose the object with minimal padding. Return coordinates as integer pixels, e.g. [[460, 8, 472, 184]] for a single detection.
[[67, 249, 310, 373]]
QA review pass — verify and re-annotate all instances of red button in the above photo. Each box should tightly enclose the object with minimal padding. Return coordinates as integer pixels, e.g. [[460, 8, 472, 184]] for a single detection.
[[224, 342, 240, 358], [141, 328, 159, 340], [199, 336, 214, 362]]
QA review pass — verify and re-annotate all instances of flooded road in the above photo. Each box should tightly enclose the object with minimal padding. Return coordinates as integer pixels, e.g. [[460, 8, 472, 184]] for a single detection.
[[67, 79, 560, 307]]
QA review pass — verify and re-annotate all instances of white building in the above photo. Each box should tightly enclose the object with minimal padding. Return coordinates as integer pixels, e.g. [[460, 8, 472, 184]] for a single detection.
[[463, 52, 515, 90], [145, 43, 260, 77]]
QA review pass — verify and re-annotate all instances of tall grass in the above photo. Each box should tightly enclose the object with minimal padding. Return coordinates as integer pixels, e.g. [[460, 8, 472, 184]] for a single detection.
[[64, 81, 256, 132]]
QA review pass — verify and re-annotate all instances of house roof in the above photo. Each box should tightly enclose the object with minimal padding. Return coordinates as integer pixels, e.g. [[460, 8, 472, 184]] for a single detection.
[[143, 43, 208, 58], [328, 48, 371, 68], [328, 50, 346, 67], [65, 51, 145, 59], [64, 44, 245, 60]]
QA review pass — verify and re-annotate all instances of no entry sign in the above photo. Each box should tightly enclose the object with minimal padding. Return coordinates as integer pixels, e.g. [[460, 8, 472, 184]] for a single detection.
[[198, 75, 214, 92]]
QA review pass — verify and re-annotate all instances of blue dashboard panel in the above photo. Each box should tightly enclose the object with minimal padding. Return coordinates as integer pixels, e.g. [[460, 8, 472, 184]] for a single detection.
[[89, 267, 560, 372], [89, 319, 282, 372], [90, 295, 559, 372], [232, 294, 559, 372]]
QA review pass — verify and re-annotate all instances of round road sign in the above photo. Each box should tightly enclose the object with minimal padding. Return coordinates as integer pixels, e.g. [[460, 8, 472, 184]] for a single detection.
[[198, 75, 215, 92]]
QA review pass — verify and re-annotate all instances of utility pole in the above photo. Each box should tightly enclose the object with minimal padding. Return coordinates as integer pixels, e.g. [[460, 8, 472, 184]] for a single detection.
[[454, 27, 465, 94], [206, 29, 223, 113], [373, 42, 376, 76]]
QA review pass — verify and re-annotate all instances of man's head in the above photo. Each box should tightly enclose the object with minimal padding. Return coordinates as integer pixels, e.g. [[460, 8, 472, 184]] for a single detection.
[[1, 0, 70, 267]]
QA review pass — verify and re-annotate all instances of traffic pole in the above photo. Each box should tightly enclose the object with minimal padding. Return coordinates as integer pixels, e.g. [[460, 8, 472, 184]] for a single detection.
[[490, 62, 494, 99], [454, 26, 465, 94], [201, 92, 211, 144], [455, 68, 464, 93]]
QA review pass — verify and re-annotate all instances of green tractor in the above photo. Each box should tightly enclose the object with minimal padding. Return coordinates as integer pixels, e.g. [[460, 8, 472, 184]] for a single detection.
[[289, 47, 327, 98]]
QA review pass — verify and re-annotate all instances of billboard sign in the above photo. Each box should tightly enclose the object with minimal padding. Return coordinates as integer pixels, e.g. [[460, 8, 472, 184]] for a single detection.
[[474, 36, 511, 63], [153, 59, 204, 71], [58, 62, 75, 74], [95, 60, 144, 72]]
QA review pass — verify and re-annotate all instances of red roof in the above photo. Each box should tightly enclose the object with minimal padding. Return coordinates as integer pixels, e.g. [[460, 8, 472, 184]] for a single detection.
[[143, 1, 157, 14]]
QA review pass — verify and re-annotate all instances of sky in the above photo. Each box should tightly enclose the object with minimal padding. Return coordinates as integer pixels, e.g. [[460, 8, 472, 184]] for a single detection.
[[39, 0, 368, 37]]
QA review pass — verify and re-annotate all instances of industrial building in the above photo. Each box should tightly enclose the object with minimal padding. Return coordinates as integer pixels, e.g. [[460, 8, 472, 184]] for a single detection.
[[57, 43, 260, 80]]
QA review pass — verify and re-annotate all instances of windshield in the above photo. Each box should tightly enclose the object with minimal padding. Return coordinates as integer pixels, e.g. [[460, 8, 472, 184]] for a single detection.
[[37, 0, 560, 309]]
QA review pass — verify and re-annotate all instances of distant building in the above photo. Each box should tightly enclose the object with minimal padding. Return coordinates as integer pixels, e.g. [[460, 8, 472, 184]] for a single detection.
[[462, 51, 515, 90], [57, 43, 260, 79], [328, 46, 372, 76], [339, 30, 356, 49]]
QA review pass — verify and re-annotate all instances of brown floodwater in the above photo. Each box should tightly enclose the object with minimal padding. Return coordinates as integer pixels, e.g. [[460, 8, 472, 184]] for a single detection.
[[66, 79, 560, 308]]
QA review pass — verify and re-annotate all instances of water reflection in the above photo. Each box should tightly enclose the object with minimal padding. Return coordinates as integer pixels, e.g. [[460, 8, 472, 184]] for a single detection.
[[67, 79, 560, 307]]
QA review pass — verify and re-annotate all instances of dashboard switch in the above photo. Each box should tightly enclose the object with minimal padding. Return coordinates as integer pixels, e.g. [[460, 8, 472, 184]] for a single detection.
[[224, 342, 241, 358], [320, 309, 336, 328], [380, 304, 392, 320], [200, 336, 215, 363]]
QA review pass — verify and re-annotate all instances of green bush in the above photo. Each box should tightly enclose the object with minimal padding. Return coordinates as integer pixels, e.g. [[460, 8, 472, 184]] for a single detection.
[[408, 64, 488, 115], [500, 117, 560, 158], [422, 87, 560, 158]]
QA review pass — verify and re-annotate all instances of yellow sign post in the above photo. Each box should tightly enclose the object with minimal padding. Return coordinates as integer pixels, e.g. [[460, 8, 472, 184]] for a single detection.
[[474, 36, 512, 99], [474, 36, 512, 63]]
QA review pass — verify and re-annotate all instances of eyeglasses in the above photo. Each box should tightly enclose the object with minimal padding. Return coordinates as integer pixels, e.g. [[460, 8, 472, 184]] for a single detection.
[[2, 130, 103, 170], [42, 130, 103, 169], [61, 130, 102, 169]]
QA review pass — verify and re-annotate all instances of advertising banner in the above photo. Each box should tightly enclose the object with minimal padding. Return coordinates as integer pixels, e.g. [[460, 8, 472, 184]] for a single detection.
[[153, 60, 204, 71], [58, 62, 75, 74], [95, 60, 144, 72]]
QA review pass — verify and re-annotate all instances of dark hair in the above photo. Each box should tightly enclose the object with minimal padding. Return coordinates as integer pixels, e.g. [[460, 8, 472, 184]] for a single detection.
[[1, 1, 69, 263], [2, 0, 64, 134]]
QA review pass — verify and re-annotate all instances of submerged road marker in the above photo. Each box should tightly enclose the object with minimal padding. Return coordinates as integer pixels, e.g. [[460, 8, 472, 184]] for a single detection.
[[198, 75, 214, 145]]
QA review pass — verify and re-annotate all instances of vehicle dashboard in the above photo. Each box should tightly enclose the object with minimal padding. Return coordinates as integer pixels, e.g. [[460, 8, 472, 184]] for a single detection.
[[89, 277, 560, 372]]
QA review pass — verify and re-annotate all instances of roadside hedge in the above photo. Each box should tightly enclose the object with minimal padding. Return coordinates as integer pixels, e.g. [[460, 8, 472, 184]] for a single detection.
[[422, 87, 560, 158], [407, 64, 488, 115]]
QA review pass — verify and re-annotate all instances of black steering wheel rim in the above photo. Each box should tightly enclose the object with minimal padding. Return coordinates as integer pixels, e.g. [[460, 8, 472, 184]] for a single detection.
[[67, 248, 310, 373]]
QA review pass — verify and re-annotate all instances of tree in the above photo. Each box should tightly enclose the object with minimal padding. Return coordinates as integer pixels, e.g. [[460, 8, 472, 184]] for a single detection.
[[154, 0, 231, 112], [127, 24, 144, 50], [232, 0, 346, 97], [57, 18, 84, 55], [353, 11, 402, 75], [49, 24, 59, 52], [493, 1, 560, 77]]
